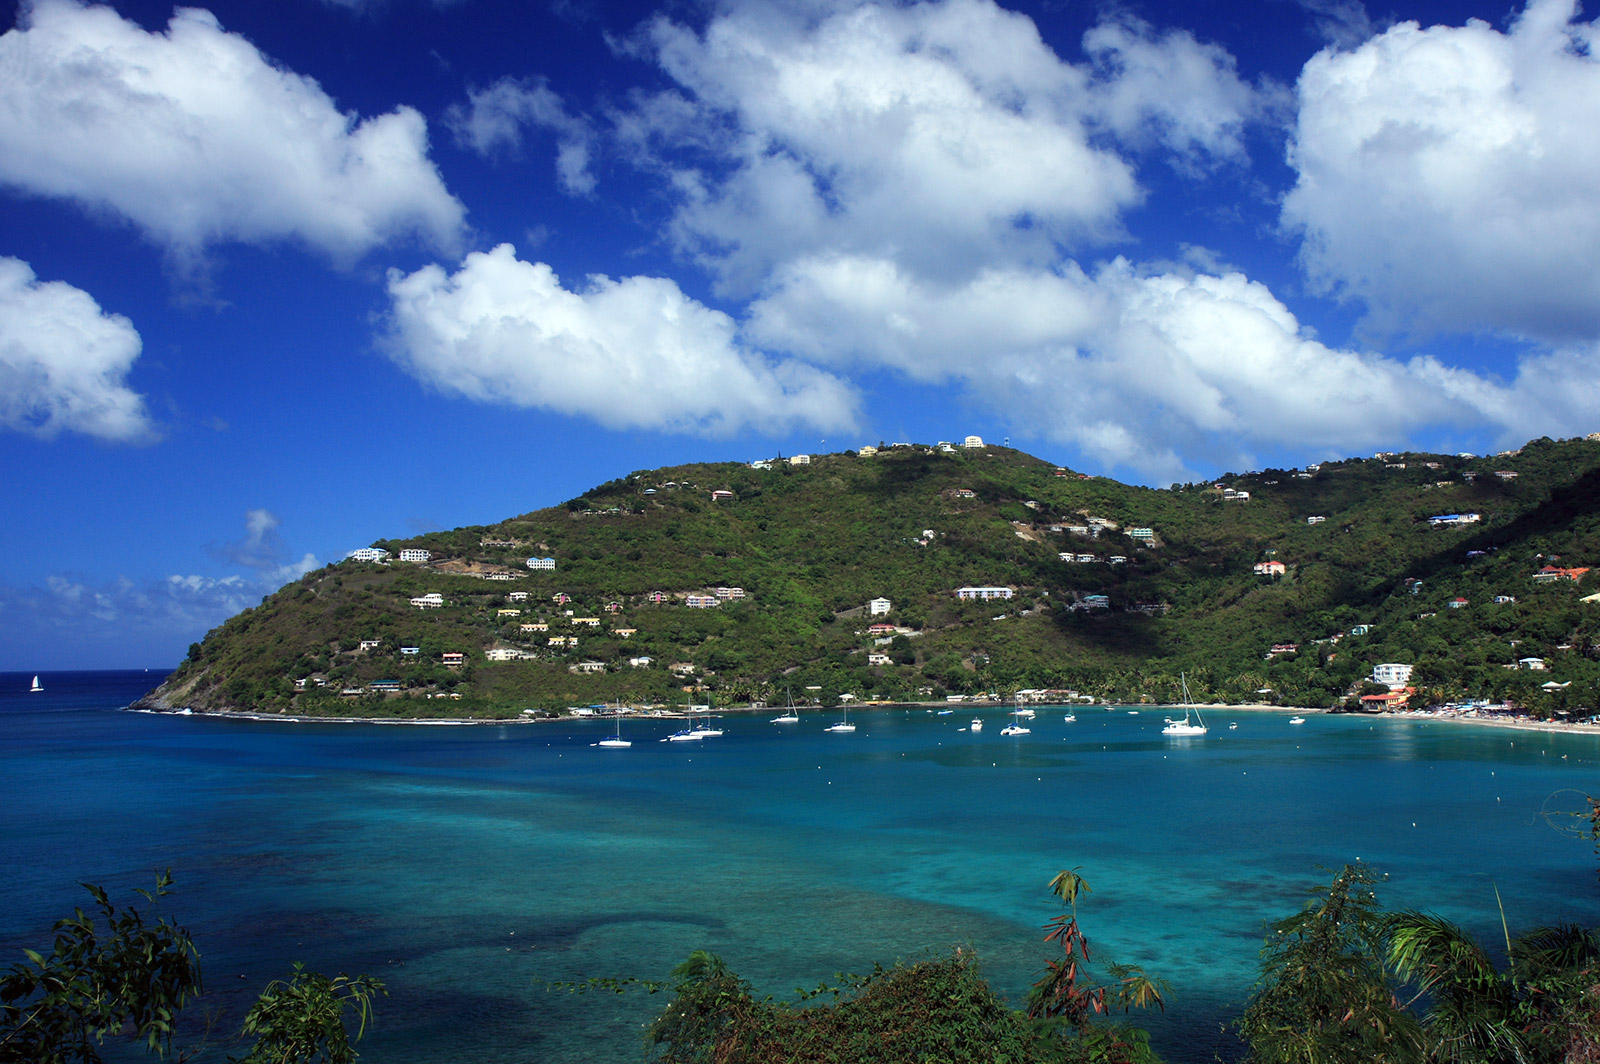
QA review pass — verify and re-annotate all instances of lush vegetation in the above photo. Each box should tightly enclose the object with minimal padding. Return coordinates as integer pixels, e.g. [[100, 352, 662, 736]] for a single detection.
[[144, 436, 1600, 717], [598, 809, 1600, 1064], [0, 875, 383, 1064]]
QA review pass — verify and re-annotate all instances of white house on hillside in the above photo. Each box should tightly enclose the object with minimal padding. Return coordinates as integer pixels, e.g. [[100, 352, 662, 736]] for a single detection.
[[1372, 662, 1413, 688], [955, 586, 1013, 600], [868, 597, 891, 615]]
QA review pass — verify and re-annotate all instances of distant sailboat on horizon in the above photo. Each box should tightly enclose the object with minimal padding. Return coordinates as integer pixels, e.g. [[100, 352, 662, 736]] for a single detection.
[[30, 675, 42, 693]]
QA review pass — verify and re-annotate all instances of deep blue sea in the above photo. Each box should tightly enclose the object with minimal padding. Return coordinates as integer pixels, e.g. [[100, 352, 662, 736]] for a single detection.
[[4, 671, 1599, 1063]]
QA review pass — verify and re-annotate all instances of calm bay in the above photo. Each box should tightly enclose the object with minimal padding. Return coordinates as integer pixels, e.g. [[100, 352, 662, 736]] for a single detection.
[[4, 671, 1598, 1062]]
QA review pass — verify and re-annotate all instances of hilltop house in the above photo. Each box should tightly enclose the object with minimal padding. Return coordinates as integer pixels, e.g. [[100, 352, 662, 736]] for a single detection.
[[1429, 513, 1482, 527], [398, 548, 431, 563], [410, 592, 444, 609], [867, 653, 892, 666], [711, 490, 735, 502], [789, 454, 811, 466], [955, 586, 1013, 600], [526, 557, 556, 570], [868, 597, 891, 615], [962, 435, 984, 448], [348, 547, 389, 562], [685, 595, 720, 608], [442, 652, 465, 668], [1254, 561, 1286, 577], [1533, 566, 1590, 583]]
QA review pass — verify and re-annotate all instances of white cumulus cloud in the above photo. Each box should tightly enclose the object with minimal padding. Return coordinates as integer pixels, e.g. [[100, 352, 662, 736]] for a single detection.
[[1284, 0, 1600, 341], [636, 0, 1146, 294], [448, 77, 596, 195], [0, 0, 465, 266], [0, 256, 152, 441], [383, 243, 860, 437], [747, 252, 1543, 482]]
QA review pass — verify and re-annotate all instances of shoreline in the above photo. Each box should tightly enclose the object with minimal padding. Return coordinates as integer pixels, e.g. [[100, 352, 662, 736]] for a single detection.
[[125, 700, 1600, 737]]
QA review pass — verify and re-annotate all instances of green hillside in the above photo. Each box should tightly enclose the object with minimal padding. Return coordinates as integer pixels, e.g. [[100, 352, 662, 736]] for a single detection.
[[142, 436, 1600, 718]]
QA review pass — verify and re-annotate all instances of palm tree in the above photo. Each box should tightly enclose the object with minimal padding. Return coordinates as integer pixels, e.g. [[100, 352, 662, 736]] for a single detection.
[[1387, 913, 1600, 1064]]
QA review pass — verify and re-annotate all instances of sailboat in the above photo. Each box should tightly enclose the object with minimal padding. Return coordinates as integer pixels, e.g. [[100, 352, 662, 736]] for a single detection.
[[1162, 674, 1207, 736], [1000, 696, 1031, 735], [687, 702, 722, 738], [662, 694, 706, 741], [30, 675, 42, 693], [595, 707, 631, 748], [770, 687, 799, 723], [825, 703, 856, 733]]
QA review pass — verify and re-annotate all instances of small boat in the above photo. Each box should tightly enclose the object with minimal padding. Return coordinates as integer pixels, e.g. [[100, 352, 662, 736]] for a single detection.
[[595, 712, 631, 748], [770, 687, 799, 724], [936, 709, 953, 716], [661, 728, 700, 742], [1062, 714, 1076, 723], [1289, 716, 1306, 725], [1228, 722, 1238, 730], [1000, 698, 1031, 735], [1000, 722, 1030, 736], [969, 718, 983, 731], [825, 705, 855, 733], [1014, 707, 1036, 719], [30, 675, 42, 693], [1162, 674, 1207, 736], [1127, 710, 1139, 715]]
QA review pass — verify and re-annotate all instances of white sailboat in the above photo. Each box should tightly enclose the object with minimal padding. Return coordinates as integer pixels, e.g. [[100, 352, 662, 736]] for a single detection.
[[825, 704, 856, 733], [30, 675, 42, 693], [770, 687, 799, 723], [1000, 696, 1031, 735], [1162, 674, 1207, 736], [595, 709, 631, 748], [687, 703, 723, 738]]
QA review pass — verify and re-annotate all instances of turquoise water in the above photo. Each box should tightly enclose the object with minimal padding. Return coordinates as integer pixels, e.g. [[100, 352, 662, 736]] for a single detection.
[[4, 673, 1599, 1063]]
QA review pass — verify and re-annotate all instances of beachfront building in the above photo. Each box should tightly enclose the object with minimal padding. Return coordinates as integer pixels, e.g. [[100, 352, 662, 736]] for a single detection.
[[1372, 662, 1413, 688], [410, 592, 444, 609], [869, 597, 891, 615], [955, 586, 1014, 601], [347, 547, 389, 562], [526, 556, 557, 570], [398, 548, 431, 562]]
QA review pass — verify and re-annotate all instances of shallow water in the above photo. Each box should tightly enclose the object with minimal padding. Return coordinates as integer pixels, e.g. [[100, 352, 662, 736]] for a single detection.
[[4, 673, 1598, 1063]]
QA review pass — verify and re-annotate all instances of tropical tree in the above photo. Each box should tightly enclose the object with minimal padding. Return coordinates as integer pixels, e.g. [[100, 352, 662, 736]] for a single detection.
[[1237, 864, 1423, 1064], [0, 873, 200, 1064], [0, 876, 384, 1064]]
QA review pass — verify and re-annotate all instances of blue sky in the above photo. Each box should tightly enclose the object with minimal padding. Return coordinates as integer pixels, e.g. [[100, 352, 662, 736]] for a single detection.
[[3, 0, 1598, 669]]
